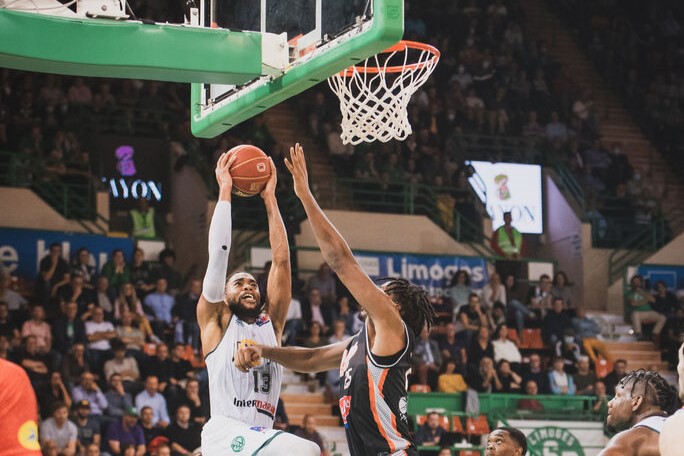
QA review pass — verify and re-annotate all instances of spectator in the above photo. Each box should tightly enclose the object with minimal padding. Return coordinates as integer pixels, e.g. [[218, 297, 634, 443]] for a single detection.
[[135, 375, 170, 428], [36, 242, 70, 308], [105, 373, 134, 421], [548, 357, 575, 396], [301, 288, 332, 332], [307, 263, 337, 306], [571, 307, 611, 364], [601, 359, 627, 397], [592, 381, 609, 416], [60, 342, 90, 389], [518, 380, 544, 412], [545, 111, 569, 143], [144, 278, 176, 338], [542, 298, 572, 346], [143, 344, 174, 392], [274, 398, 289, 431], [456, 293, 489, 342], [625, 275, 666, 343], [481, 272, 506, 312], [85, 306, 116, 373], [448, 270, 472, 312], [294, 415, 330, 456], [172, 279, 201, 350], [492, 323, 522, 370], [467, 325, 494, 370], [92, 277, 116, 320], [105, 407, 146, 456], [554, 330, 581, 374], [653, 280, 678, 317], [101, 249, 131, 294], [497, 359, 522, 393], [526, 274, 553, 320], [491, 212, 525, 259], [72, 372, 109, 418], [0, 334, 10, 360], [130, 248, 154, 298], [85, 443, 101, 456], [115, 283, 152, 336], [550, 271, 572, 310], [330, 295, 356, 336], [0, 274, 27, 315], [56, 272, 93, 315], [116, 311, 147, 355], [414, 411, 446, 446], [53, 300, 87, 354], [573, 356, 597, 396], [437, 358, 468, 393], [174, 378, 208, 425], [438, 323, 467, 366], [467, 356, 503, 393], [283, 296, 303, 346], [153, 249, 183, 294], [17, 334, 51, 391], [73, 399, 101, 453], [0, 301, 20, 343], [521, 353, 550, 394], [38, 371, 73, 420], [40, 402, 78, 456], [412, 325, 442, 389], [166, 404, 201, 456], [72, 247, 97, 286], [104, 341, 141, 394], [664, 306, 684, 369], [21, 304, 52, 355], [139, 405, 165, 450], [129, 198, 158, 239]]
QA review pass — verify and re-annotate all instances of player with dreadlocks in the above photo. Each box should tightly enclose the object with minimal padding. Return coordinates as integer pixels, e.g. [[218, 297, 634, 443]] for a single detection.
[[235, 144, 435, 455], [598, 368, 680, 456]]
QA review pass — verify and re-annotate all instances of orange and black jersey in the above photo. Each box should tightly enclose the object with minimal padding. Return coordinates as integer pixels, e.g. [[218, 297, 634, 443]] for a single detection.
[[338, 322, 416, 456]]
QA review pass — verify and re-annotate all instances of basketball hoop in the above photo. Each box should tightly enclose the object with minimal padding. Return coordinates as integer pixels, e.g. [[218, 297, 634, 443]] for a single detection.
[[327, 40, 440, 145]]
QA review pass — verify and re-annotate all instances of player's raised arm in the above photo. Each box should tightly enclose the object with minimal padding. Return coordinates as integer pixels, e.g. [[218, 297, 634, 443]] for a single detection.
[[234, 339, 350, 374], [197, 153, 236, 348], [261, 158, 291, 341], [284, 144, 405, 356]]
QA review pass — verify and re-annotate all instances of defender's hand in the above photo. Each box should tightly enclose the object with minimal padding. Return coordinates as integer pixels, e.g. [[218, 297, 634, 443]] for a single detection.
[[234, 345, 263, 372], [284, 143, 310, 198], [261, 157, 278, 200]]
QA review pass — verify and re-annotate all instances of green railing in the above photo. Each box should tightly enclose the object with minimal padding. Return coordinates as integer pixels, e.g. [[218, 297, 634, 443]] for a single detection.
[[607, 217, 670, 284], [63, 105, 175, 138], [0, 150, 108, 234]]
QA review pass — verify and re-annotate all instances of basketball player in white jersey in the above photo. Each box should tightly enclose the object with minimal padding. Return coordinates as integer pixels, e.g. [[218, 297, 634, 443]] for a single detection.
[[598, 369, 679, 456], [198, 152, 320, 456], [660, 342, 684, 456]]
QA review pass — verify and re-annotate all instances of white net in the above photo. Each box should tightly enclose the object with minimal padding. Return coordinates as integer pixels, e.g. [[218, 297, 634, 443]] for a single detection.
[[327, 41, 440, 145]]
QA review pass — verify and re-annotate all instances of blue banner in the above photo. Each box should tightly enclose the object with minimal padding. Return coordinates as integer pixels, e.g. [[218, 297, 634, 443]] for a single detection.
[[637, 264, 684, 292], [0, 228, 134, 280], [353, 251, 489, 300]]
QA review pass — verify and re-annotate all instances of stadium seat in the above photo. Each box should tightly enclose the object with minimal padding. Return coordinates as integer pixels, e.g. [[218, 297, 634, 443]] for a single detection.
[[465, 415, 490, 435], [451, 415, 464, 433], [409, 384, 431, 393], [415, 414, 450, 431], [459, 451, 480, 456], [596, 358, 613, 378], [521, 329, 544, 349], [507, 328, 520, 344]]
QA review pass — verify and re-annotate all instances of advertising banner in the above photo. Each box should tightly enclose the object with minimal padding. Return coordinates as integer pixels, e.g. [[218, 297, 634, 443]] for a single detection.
[[468, 161, 543, 234], [0, 228, 134, 280], [503, 419, 606, 456], [352, 251, 489, 301]]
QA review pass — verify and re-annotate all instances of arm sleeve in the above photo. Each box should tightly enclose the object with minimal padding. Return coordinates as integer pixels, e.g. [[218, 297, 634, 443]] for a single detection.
[[202, 201, 232, 303]]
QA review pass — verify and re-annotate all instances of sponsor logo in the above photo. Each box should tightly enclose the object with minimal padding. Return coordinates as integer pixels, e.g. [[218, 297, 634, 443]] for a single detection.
[[339, 395, 351, 427], [257, 163, 267, 173], [231, 436, 246, 452], [339, 342, 358, 375], [249, 426, 268, 433], [115, 145, 136, 176], [255, 314, 270, 327], [233, 397, 276, 419], [398, 396, 408, 423], [527, 426, 585, 456], [18, 420, 41, 451]]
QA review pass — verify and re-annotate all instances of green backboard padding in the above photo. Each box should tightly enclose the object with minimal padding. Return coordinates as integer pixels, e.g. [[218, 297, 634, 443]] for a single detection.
[[0, 9, 262, 84], [190, 0, 404, 138]]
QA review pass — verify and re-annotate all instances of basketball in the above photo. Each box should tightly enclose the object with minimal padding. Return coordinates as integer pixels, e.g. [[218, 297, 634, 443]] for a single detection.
[[227, 145, 271, 197]]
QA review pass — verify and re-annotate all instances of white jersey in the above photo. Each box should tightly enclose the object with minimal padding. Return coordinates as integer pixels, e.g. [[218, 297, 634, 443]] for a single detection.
[[633, 415, 667, 433], [205, 313, 282, 428]]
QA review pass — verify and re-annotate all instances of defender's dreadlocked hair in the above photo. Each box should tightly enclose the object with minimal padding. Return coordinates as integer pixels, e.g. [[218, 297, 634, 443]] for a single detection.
[[618, 369, 681, 415], [379, 277, 436, 337]]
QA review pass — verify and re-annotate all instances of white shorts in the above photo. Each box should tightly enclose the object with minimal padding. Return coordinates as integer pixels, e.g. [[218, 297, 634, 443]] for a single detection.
[[201, 416, 285, 456]]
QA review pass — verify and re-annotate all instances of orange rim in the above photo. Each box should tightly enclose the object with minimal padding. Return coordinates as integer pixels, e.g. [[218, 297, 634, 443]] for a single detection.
[[338, 40, 440, 76]]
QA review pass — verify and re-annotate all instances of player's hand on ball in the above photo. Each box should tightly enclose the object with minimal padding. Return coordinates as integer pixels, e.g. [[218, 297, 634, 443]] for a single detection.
[[261, 157, 278, 200], [215, 151, 238, 190], [284, 143, 310, 198], [234, 345, 263, 372]]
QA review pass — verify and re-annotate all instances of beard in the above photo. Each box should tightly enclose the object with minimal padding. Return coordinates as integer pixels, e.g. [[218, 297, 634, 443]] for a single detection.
[[229, 300, 262, 321]]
